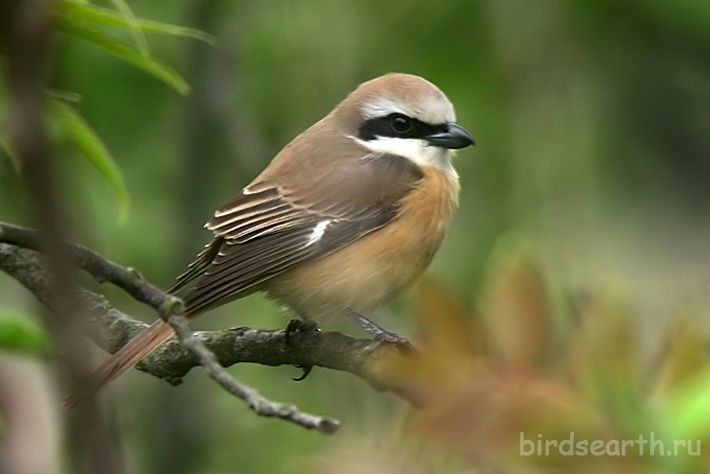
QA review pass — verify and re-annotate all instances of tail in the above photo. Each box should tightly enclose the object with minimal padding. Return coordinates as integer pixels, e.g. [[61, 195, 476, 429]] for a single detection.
[[64, 319, 176, 407]]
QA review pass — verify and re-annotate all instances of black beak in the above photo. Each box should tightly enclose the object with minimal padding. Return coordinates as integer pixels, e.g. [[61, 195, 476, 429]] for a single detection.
[[425, 123, 475, 149]]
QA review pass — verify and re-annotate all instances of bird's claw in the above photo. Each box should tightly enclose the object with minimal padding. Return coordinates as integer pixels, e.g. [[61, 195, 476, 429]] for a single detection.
[[291, 364, 313, 381], [347, 311, 416, 352], [284, 319, 319, 381], [374, 331, 416, 354]]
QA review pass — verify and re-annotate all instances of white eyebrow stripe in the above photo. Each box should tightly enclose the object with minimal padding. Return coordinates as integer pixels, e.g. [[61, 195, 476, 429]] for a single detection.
[[361, 96, 456, 124], [306, 220, 331, 246], [361, 98, 413, 120]]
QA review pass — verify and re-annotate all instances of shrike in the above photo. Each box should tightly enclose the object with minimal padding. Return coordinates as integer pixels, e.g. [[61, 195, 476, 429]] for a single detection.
[[89, 73, 474, 392]]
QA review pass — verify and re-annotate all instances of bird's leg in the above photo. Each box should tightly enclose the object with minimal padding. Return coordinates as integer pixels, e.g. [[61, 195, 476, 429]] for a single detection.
[[346, 311, 413, 348], [285, 318, 320, 344], [284, 318, 319, 381]]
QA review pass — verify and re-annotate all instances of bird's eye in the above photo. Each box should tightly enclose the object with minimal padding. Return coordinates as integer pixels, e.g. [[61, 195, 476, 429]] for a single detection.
[[389, 114, 413, 134]]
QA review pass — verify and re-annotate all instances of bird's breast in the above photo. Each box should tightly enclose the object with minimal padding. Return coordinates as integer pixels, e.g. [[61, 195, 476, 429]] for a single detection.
[[265, 167, 459, 320]]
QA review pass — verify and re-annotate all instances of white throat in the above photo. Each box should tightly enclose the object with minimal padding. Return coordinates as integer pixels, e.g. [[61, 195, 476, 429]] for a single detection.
[[351, 136, 457, 176]]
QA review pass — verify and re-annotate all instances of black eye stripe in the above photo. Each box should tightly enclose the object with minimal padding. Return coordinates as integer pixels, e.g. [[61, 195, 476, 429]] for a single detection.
[[358, 113, 444, 141]]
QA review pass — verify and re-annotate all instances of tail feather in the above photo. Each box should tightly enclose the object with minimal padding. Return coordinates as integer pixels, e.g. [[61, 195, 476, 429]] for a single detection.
[[64, 319, 176, 407]]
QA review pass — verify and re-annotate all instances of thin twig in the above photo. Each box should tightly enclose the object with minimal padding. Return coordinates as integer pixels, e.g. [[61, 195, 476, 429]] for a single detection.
[[0, 221, 172, 311], [159, 302, 341, 434], [0, 243, 416, 401], [0, 244, 378, 434]]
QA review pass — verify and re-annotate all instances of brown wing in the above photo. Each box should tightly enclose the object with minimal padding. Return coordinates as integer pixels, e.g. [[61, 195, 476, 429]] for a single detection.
[[174, 151, 423, 315]]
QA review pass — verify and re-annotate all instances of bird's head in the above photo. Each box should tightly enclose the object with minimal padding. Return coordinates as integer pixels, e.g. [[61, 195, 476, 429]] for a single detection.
[[334, 73, 475, 171]]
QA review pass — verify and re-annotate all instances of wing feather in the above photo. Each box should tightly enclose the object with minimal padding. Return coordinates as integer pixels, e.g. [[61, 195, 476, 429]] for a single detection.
[[209, 201, 290, 231], [176, 152, 423, 315], [168, 238, 223, 293]]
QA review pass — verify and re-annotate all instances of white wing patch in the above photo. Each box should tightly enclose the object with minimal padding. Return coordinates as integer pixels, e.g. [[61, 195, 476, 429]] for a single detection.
[[306, 220, 331, 247]]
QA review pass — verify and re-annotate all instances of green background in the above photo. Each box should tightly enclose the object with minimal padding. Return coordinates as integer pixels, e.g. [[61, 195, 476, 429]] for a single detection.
[[1, 1, 709, 472]]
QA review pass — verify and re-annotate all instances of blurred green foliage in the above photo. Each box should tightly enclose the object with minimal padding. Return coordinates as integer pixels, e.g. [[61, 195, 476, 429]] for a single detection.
[[1, 0, 215, 220], [0, 0, 709, 472], [0, 310, 51, 357]]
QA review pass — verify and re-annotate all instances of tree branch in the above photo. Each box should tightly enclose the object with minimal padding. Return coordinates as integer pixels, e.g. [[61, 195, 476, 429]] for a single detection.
[[160, 308, 340, 434], [0, 240, 416, 420], [0, 222, 173, 311]]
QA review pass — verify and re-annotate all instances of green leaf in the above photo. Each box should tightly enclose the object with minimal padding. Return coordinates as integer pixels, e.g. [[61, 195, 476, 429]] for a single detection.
[[108, 0, 150, 56], [48, 98, 130, 221], [0, 138, 22, 173], [129, 17, 216, 46], [662, 373, 710, 439], [58, 1, 216, 46], [0, 81, 20, 172], [57, 19, 190, 95], [46, 89, 82, 103], [0, 311, 51, 357]]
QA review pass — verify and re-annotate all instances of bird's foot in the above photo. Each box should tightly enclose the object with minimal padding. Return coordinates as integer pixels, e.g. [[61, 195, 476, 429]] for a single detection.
[[284, 319, 319, 381], [285, 319, 320, 345], [347, 312, 415, 352]]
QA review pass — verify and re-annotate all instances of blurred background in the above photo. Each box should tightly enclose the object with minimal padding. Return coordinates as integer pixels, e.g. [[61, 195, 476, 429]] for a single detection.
[[1, 0, 709, 472]]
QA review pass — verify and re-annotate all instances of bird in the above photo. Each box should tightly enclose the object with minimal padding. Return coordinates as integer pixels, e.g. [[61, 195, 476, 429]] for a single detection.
[[84, 72, 474, 395]]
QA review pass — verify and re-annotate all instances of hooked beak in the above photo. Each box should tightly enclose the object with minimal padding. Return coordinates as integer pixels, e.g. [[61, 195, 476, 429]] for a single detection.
[[425, 123, 475, 149]]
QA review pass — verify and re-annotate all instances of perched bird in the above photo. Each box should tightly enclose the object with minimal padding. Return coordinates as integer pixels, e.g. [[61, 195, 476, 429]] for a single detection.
[[87, 72, 474, 393]]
